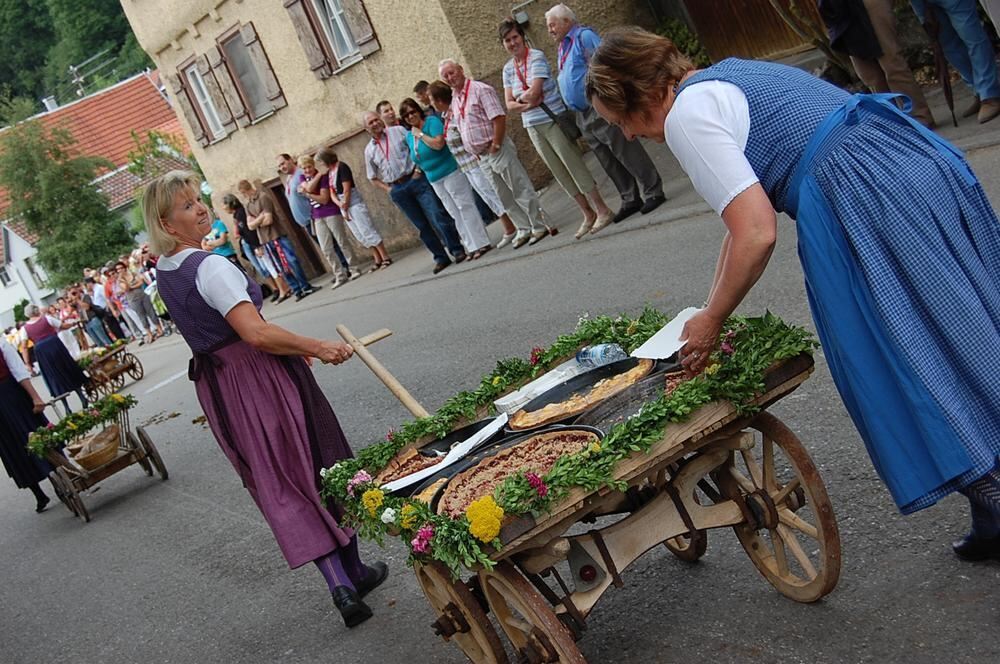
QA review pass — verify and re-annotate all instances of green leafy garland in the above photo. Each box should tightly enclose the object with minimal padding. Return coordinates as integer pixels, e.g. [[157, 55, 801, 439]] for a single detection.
[[321, 309, 816, 577], [28, 393, 138, 457]]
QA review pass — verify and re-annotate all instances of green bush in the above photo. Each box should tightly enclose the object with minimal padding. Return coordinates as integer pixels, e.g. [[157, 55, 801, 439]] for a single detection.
[[655, 18, 711, 68]]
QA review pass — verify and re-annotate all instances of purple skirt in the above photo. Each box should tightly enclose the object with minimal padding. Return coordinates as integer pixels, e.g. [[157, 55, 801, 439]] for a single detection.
[[194, 340, 355, 568], [0, 377, 51, 488]]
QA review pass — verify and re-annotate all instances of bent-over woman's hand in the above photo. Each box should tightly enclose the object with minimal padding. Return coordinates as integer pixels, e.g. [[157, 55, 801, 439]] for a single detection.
[[316, 341, 354, 365], [679, 310, 724, 377], [32, 398, 46, 414]]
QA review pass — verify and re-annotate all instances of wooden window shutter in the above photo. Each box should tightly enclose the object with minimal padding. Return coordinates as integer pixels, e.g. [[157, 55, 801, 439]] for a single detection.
[[283, 0, 333, 80], [341, 0, 379, 57], [240, 23, 287, 112], [207, 46, 250, 128], [167, 73, 208, 147], [195, 54, 235, 135]]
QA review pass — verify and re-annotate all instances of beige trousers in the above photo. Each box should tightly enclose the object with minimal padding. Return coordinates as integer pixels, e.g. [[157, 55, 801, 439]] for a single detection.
[[526, 120, 595, 198], [850, 0, 934, 125]]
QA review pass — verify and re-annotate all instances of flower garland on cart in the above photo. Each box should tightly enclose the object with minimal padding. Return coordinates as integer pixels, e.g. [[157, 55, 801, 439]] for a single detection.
[[322, 308, 816, 577]]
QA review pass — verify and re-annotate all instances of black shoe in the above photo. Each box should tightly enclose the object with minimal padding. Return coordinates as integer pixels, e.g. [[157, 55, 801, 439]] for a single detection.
[[355, 561, 389, 598], [640, 194, 667, 215], [294, 292, 306, 302], [952, 532, 1000, 561], [35, 494, 50, 513], [611, 201, 642, 224], [453, 253, 468, 264], [270, 293, 280, 303], [303, 286, 318, 295], [432, 261, 451, 275], [332, 586, 373, 628]]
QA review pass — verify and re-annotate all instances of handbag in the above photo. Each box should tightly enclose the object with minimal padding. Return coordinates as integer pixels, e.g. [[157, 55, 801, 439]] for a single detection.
[[539, 101, 582, 141]]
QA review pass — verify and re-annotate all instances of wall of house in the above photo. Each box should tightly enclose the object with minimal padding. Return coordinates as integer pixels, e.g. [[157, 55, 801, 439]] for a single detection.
[[0, 229, 55, 327], [120, 0, 475, 257]]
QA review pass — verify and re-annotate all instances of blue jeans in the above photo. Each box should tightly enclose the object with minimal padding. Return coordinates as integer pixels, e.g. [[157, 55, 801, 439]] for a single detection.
[[390, 174, 466, 264], [911, 0, 1000, 100], [85, 317, 112, 347], [267, 236, 313, 293], [241, 239, 268, 278]]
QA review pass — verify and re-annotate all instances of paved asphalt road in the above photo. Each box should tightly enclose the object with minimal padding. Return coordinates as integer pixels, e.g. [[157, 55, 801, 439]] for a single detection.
[[3, 141, 1000, 664]]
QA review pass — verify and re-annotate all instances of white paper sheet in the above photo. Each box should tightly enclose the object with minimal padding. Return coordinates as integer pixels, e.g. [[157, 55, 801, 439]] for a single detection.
[[381, 412, 509, 493], [630, 307, 702, 360], [493, 359, 586, 415]]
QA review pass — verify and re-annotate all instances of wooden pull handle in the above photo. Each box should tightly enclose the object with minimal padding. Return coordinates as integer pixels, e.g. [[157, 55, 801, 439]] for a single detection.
[[336, 324, 430, 419]]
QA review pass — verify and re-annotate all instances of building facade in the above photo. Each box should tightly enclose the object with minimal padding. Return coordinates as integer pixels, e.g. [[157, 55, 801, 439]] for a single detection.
[[119, 0, 651, 253]]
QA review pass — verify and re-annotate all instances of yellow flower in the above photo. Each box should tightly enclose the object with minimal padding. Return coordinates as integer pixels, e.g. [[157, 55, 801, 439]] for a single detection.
[[588, 441, 601, 454], [362, 488, 384, 517], [67, 422, 77, 430], [400, 503, 419, 530], [466, 495, 504, 544], [491, 375, 501, 386], [705, 363, 720, 376], [626, 320, 638, 335], [111, 394, 125, 403]]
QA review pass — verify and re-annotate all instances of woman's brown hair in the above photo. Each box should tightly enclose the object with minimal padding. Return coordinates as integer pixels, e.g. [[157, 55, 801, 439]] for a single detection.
[[585, 26, 694, 120], [398, 97, 424, 122]]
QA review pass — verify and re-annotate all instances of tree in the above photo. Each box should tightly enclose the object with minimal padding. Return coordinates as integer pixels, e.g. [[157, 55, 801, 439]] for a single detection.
[[0, 0, 56, 101], [0, 109, 134, 287], [13, 298, 29, 324]]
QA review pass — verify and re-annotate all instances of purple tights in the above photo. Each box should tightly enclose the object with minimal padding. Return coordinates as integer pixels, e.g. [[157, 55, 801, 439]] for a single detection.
[[313, 536, 367, 592]]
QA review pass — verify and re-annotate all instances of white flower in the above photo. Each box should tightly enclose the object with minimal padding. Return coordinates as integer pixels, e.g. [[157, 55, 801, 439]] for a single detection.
[[380, 507, 398, 525], [319, 467, 329, 479]]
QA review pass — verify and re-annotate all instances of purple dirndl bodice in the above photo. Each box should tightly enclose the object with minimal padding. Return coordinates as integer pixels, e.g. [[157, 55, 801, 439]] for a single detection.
[[155, 251, 262, 353]]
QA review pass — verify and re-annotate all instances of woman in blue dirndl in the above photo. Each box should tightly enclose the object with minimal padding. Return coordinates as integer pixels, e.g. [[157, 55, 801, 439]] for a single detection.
[[586, 27, 1000, 561]]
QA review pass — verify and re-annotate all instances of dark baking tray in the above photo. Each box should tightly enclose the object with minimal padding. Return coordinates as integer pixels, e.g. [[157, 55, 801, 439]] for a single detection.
[[574, 369, 685, 435], [506, 355, 680, 433]]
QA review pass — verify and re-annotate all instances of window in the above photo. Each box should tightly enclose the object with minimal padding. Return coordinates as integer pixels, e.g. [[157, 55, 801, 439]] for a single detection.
[[284, 0, 379, 80], [183, 64, 226, 140], [0, 266, 11, 288], [23, 257, 45, 289], [168, 27, 286, 147], [221, 34, 273, 120], [313, 0, 360, 62]]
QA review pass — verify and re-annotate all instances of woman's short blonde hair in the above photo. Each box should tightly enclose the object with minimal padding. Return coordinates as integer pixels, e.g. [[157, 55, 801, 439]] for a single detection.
[[585, 26, 693, 121], [142, 170, 202, 257], [297, 154, 315, 170]]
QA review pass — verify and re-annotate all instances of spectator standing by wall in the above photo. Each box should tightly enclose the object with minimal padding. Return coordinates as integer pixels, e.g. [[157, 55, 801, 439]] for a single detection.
[[547, 3, 666, 223], [222, 194, 285, 303], [399, 98, 493, 259], [363, 111, 467, 274], [277, 153, 351, 273], [298, 155, 358, 287], [439, 59, 556, 249], [500, 18, 614, 239]]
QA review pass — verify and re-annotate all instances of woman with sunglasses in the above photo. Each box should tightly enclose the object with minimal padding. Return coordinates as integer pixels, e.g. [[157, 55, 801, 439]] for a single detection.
[[399, 97, 493, 259]]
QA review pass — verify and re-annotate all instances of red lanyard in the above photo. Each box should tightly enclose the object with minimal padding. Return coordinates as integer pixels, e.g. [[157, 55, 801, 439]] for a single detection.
[[378, 132, 390, 162], [558, 36, 575, 71], [458, 78, 472, 120], [443, 113, 451, 135], [514, 48, 530, 89]]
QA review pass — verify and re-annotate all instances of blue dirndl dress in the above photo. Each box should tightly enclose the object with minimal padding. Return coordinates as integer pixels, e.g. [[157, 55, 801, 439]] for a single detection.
[[678, 60, 1000, 514]]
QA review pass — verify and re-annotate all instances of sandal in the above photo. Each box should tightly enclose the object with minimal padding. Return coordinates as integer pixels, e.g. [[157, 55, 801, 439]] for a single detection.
[[379, 259, 393, 269], [368, 262, 382, 274]]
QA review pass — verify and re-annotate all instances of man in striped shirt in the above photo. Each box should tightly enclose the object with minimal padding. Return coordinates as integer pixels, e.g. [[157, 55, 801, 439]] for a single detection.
[[439, 59, 555, 249]]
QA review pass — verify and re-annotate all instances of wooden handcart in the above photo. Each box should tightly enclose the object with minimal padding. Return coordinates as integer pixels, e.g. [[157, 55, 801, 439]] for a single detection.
[[81, 345, 144, 400], [340, 327, 841, 664], [45, 399, 167, 523]]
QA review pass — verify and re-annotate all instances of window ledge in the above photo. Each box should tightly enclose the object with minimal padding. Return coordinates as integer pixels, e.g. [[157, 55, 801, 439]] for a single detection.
[[331, 53, 364, 75], [250, 110, 277, 126]]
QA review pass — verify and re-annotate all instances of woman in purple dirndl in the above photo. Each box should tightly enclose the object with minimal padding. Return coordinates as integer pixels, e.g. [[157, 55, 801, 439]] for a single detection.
[[142, 171, 387, 627]]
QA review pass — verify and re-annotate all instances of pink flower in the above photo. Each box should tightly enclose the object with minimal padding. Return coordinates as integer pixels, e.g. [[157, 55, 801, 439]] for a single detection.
[[525, 472, 548, 498], [346, 469, 373, 497], [721, 341, 734, 355], [529, 347, 544, 366], [386, 428, 396, 442], [724, 329, 737, 340], [46, 423, 54, 429], [411, 524, 434, 554]]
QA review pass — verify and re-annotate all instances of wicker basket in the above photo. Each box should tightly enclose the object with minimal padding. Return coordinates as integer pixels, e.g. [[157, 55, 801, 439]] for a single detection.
[[71, 425, 121, 470]]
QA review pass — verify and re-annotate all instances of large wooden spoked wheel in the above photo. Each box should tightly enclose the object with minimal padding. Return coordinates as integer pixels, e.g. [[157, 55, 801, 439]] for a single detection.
[[49, 469, 77, 516], [55, 467, 90, 522], [128, 431, 153, 476], [413, 562, 508, 664], [479, 562, 585, 664], [123, 353, 143, 381], [109, 371, 126, 392], [715, 412, 840, 603], [136, 426, 168, 480], [83, 380, 101, 403]]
